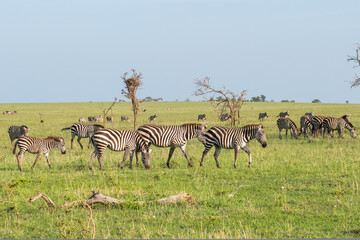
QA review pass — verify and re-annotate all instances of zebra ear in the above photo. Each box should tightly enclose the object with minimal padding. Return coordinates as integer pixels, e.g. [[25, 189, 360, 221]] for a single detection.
[[148, 148, 152, 153]]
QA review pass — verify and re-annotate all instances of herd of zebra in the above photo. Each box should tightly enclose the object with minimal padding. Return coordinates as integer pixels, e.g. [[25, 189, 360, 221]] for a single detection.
[[7, 110, 355, 171]]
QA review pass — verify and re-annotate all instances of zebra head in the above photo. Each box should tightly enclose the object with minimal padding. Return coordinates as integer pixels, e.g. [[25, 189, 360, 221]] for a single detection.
[[21, 125, 30, 136], [347, 125, 356, 139], [53, 136, 66, 154], [140, 147, 152, 169], [255, 124, 267, 148]]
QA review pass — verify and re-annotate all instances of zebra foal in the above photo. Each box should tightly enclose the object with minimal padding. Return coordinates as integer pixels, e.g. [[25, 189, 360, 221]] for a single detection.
[[12, 136, 66, 171], [137, 123, 207, 168], [90, 128, 152, 170], [199, 124, 267, 168], [61, 123, 104, 149], [277, 117, 299, 139]]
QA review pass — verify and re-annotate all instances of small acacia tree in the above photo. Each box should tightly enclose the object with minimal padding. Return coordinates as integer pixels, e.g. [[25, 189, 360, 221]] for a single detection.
[[347, 44, 360, 88], [194, 77, 247, 127], [100, 97, 117, 123], [121, 69, 143, 130]]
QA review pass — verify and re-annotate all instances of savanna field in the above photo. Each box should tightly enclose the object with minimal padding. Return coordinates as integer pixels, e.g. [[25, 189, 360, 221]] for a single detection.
[[0, 101, 359, 239]]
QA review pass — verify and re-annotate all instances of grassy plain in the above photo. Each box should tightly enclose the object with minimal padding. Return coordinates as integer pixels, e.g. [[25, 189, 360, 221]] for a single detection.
[[0, 101, 359, 239]]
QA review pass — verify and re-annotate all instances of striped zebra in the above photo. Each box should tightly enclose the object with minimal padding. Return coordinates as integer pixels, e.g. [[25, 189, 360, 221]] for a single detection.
[[198, 114, 207, 121], [61, 123, 104, 149], [277, 111, 289, 118], [12, 136, 66, 171], [311, 116, 326, 137], [322, 115, 356, 138], [258, 112, 268, 121], [8, 125, 30, 148], [277, 117, 299, 139], [199, 124, 267, 168], [90, 128, 152, 170], [149, 114, 157, 122], [299, 115, 313, 138], [137, 123, 207, 168]]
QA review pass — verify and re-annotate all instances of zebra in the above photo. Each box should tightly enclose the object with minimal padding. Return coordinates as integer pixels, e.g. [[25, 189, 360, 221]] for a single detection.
[[8, 125, 30, 148], [79, 117, 86, 123], [277, 117, 299, 139], [61, 123, 104, 149], [199, 124, 267, 169], [149, 114, 157, 122], [94, 116, 103, 122], [311, 116, 327, 137], [198, 114, 207, 121], [90, 128, 152, 170], [220, 113, 231, 121], [88, 116, 95, 122], [322, 115, 356, 139], [12, 136, 66, 171], [137, 123, 207, 168], [106, 116, 114, 122], [299, 115, 313, 138], [3, 110, 17, 115], [277, 111, 289, 118], [258, 112, 269, 121], [121, 116, 130, 122], [305, 112, 313, 117]]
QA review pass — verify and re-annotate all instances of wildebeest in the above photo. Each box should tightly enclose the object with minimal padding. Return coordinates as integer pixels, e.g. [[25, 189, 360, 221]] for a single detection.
[[121, 116, 130, 122], [277, 111, 289, 118], [149, 114, 157, 122], [258, 112, 268, 121], [106, 116, 114, 122], [8, 125, 30, 148], [198, 114, 207, 121], [220, 113, 231, 121], [79, 117, 86, 123], [12, 136, 66, 171]]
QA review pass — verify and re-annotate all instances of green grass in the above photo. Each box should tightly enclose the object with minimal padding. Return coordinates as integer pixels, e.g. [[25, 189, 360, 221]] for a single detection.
[[0, 101, 359, 238]]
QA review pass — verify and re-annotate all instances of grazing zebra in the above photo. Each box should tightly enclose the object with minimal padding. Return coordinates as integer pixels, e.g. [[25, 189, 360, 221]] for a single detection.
[[94, 116, 103, 122], [199, 124, 267, 168], [12, 136, 66, 171], [258, 112, 269, 121], [299, 115, 313, 138], [149, 114, 157, 122], [277, 117, 299, 139], [3, 110, 17, 115], [106, 116, 114, 122], [90, 128, 152, 170], [79, 117, 86, 123], [61, 123, 104, 149], [311, 116, 327, 137], [137, 123, 207, 168], [8, 125, 30, 148], [277, 111, 289, 118], [142, 109, 147, 112], [198, 114, 207, 121], [88, 116, 95, 122], [220, 113, 231, 121], [322, 115, 356, 139], [121, 116, 130, 122]]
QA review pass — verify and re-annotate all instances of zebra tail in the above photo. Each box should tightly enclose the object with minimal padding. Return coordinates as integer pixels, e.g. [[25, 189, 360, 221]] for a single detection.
[[12, 140, 18, 155], [61, 127, 71, 131]]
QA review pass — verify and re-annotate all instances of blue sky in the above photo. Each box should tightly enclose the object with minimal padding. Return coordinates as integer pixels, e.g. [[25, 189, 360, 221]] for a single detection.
[[1, 0, 360, 103]]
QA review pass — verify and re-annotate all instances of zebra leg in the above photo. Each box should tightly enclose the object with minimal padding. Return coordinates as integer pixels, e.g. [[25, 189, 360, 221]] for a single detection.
[[77, 137, 83, 149], [71, 134, 75, 149], [285, 129, 288, 138], [179, 145, 193, 167], [241, 146, 252, 168], [135, 150, 140, 166], [16, 152, 24, 171], [200, 146, 212, 167], [120, 148, 131, 169], [45, 152, 51, 168], [278, 129, 283, 139], [89, 151, 98, 170], [166, 146, 176, 168], [129, 150, 135, 169], [234, 146, 242, 168], [88, 137, 93, 149], [97, 154, 103, 170], [213, 146, 221, 168], [31, 152, 42, 170]]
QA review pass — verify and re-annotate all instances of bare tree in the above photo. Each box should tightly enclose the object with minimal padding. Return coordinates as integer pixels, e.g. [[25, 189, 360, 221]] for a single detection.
[[347, 44, 360, 88], [194, 77, 247, 127], [121, 69, 143, 130], [100, 97, 117, 123]]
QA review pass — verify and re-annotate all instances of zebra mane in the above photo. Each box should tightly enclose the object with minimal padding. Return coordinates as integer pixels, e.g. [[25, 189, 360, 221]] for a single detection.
[[93, 124, 104, 128], [21, 125, 29, 128], [341, 115, 354, 128], [46, 136, 63, 141], [181, 123, 205, 127]]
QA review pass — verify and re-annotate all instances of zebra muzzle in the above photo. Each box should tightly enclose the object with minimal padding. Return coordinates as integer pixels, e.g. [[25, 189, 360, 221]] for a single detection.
[[262, 142, 267, 148]]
